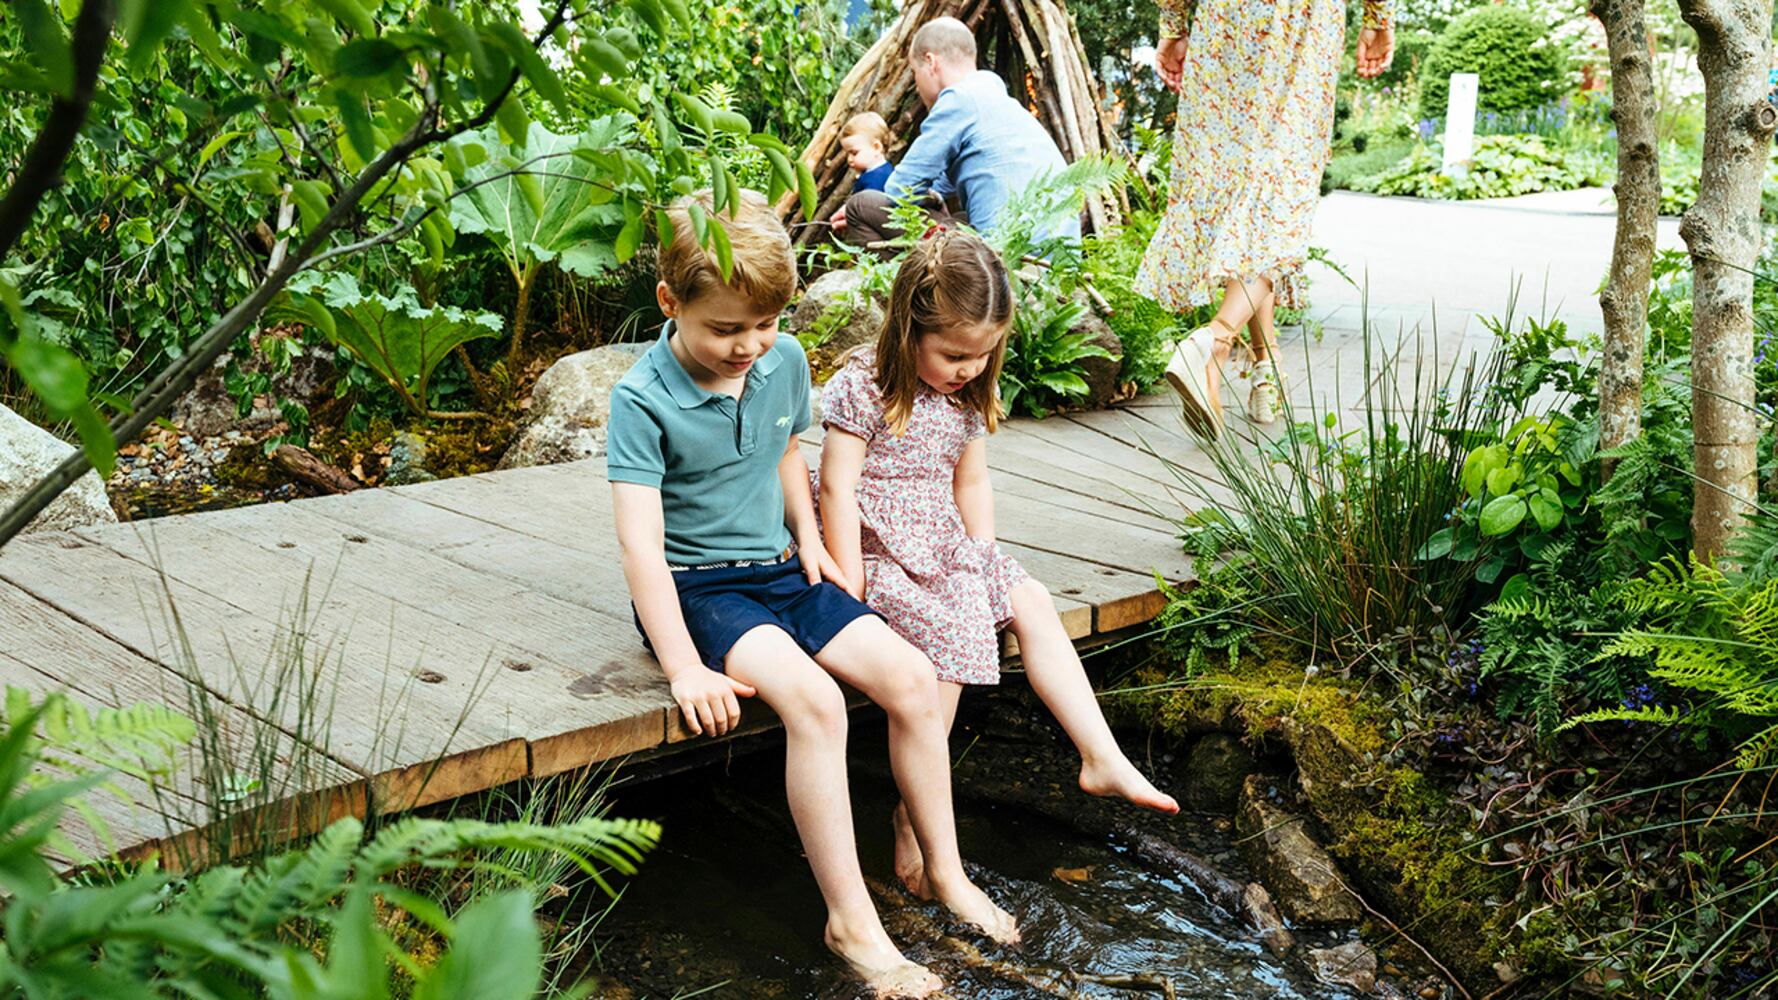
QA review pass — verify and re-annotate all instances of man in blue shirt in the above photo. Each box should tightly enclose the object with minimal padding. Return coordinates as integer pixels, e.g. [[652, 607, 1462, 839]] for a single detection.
[[833, 17, 1077, 250]]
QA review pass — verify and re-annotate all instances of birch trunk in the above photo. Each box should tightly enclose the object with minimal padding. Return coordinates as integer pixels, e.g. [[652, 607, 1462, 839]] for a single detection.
[[1678, 0, 1775, 561]]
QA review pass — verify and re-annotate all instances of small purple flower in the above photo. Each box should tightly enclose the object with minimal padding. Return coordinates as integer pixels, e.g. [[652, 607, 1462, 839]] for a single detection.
[[1417, 118, 1437, 142], [1621, 683, 1658, 709]]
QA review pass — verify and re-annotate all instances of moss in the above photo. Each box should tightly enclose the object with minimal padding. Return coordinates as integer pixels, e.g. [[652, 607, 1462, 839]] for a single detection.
[[1114, 649, 1566, 991]]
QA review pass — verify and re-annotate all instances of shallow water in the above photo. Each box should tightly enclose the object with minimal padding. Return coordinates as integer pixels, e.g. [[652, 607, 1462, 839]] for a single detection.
[[586, 704, 1362, 999]]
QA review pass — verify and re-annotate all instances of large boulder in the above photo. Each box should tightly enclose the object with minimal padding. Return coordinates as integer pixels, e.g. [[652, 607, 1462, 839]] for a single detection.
[[1183, 733, 1259, 813], [497, 343, 647, 470], [1235, 774, 1361, 927], [0, 405, 117, 533], [786, 269, 885, 357]]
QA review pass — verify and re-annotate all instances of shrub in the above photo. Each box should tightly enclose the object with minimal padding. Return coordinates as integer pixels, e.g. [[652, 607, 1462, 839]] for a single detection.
[[1354, 134, 1609, 200], [1418, 6, 1566, 120]]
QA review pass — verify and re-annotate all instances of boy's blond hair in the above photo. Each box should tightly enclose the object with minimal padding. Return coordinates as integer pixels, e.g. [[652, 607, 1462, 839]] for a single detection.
[[658, 188, 797, 314], [840, 111, 890, 148]]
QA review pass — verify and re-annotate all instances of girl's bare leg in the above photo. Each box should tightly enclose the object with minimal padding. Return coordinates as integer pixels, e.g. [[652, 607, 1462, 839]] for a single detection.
[[891, 681, 964, 899]]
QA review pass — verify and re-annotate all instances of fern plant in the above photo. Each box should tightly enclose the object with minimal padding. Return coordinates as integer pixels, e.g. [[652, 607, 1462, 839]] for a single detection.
[[1475, 539, 1651, 739], [1560, 559, 1778, 769], [0, 690, 661, 998]]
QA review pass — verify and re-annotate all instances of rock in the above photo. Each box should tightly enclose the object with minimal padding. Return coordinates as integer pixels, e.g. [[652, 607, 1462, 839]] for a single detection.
[[0, 404, 118, 533], [497, 343, 647, 470], [1069, 296, 1125, 410], [1308, 940, 1378, 993], [385, 431, 436, 486], [172, 340, 331, 439], [1235, 774, 1361, 927], [1183, 733, 1259, 813], [785, 269, 885, 356]]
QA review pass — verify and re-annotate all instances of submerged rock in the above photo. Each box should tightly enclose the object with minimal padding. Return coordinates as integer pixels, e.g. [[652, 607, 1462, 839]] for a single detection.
[[1309, 939, 1378, 993], [1235, 774, 1361, 927], [498, 343, 646, 470], [0, 404, 117, 533], [1184, 733, 1259, 813]]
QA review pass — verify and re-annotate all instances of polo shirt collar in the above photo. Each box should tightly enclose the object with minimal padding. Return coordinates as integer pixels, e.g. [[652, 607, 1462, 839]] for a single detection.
[[649, 319, 783, 409]]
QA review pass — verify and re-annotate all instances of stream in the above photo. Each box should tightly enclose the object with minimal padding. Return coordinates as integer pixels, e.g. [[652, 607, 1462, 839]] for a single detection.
[[580, 689, 1370, 999]]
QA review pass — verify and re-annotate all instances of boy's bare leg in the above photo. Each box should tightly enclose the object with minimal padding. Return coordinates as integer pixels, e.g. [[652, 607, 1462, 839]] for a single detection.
[[1007, 580, 1179, 813], [816, 617, 1020, 945], [891, 681, 964, 899], [725, 625, 941, 997]]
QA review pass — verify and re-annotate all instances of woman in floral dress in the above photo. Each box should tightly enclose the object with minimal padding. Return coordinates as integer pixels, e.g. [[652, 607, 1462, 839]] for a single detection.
[[1138, 0, 1394, 434]]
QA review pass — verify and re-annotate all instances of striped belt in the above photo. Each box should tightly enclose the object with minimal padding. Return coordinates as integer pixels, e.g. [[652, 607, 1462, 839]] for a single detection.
[[669, 543, 797, 572]]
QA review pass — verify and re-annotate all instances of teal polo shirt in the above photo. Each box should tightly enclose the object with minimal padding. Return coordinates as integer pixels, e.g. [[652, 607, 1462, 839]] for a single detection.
[[606, 321, 812, 566]]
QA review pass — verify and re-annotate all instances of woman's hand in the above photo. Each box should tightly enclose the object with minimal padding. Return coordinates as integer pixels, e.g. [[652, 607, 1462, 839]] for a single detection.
[[1356, 25, 1394, 79], [1155, 36, 1188, 93]]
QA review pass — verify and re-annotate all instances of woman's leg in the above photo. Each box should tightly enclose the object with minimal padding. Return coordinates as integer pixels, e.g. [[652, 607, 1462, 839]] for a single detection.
[[1246, 289, 1277, 363], [1006, 579, 1178, 812], [1199, 276, 1275, 406]]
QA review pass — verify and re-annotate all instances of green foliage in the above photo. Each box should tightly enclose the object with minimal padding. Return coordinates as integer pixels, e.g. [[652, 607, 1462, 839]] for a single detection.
[[1418, 5, 1566, 120], [999, 295, 1112, 418], [0, 689, 660, 998], [1476, 540, 1653, 739], [1165, 328, 1511, 666], [274, 273, 503, 419], [1150, 558, 1261, 677], [1353, 134, 1609, 200]]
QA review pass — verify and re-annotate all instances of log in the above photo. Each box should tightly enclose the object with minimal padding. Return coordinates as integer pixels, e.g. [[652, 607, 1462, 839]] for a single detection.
[[271, 445, 359, 494]]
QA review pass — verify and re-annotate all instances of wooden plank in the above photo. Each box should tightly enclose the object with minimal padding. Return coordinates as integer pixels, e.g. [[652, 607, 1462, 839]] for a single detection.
[[204, 496, 672, 778], [0, 580, 363, 858], [0, 527, 528, 813]]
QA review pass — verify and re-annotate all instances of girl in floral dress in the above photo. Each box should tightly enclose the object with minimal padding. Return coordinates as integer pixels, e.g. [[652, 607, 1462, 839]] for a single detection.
[[818, 228, 1179, 895], [1139, 0, 1395, 435]]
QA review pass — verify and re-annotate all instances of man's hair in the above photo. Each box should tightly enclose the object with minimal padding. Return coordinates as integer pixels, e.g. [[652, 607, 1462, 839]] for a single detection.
[[657, 188, 796, 314], [910, 17, 976, 66], [840, 111, 890, 147]]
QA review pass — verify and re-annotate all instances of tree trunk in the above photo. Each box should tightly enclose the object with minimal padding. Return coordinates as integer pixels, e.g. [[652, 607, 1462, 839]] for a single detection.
[[1590, 0, 1661, 478], [1678, 0, 1775, 561]]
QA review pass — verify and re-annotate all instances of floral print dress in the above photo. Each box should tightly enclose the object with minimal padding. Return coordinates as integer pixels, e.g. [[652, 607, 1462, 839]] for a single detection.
[[816, 353, 1029, 686], [1136, 0, 1394, 311]]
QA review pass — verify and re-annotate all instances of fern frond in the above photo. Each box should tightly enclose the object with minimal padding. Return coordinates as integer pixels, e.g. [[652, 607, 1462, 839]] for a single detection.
[[1733, 723, 1778, 769], [3, 687, 196, 782], [1557, 704, 1686, 731]]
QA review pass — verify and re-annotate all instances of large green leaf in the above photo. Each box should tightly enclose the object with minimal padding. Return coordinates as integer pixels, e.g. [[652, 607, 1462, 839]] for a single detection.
[[275, 274, 501, 414], [448, 120, 627, 281]]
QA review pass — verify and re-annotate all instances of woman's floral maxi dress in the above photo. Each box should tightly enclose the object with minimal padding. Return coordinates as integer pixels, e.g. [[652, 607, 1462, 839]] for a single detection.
[[817, 354, 1028, 686], [1135, 0, 1394, 311]]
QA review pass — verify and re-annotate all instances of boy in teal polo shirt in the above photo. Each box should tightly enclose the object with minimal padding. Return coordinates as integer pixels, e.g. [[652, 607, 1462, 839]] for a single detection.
[[607, 190, 1016, 996]]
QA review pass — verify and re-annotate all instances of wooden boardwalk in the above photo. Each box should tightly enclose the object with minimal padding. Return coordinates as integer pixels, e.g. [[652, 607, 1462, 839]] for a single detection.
[[1, 388, 1248, 861]]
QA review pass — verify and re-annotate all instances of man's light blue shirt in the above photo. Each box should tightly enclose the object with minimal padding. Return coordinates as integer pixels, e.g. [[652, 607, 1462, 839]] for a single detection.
[[606, 322, 811, 566], [884, 69, 1077, 239]]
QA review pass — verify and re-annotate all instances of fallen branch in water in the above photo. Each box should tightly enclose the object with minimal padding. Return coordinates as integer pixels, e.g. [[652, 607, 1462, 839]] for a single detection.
[[1130, 831, 1294, 957], [272, 445, 359, 494]]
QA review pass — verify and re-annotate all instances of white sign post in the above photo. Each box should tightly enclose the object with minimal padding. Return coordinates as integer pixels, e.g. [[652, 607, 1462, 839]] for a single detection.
[[1441, 72, 1479, 177]]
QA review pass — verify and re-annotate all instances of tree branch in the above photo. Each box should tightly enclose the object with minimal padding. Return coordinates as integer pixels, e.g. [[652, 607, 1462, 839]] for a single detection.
[[0, 0, 116, 264]]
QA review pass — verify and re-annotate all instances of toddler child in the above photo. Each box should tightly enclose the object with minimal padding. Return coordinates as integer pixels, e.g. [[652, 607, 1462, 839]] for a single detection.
[[607, 191, 1015, 998], [841, 111, 894, 194], [817, 227, 1180, 896]]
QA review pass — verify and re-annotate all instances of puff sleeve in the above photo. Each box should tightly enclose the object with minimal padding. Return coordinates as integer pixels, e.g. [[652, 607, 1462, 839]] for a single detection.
[[820, 361, 881, 442]]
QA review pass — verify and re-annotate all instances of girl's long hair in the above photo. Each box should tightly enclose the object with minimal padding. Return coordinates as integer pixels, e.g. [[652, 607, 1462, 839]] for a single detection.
[[873, 227, 1013, 436]]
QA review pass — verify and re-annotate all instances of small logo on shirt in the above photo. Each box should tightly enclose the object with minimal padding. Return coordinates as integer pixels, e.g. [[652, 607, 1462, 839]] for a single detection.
[[776, 416, 792, 427]]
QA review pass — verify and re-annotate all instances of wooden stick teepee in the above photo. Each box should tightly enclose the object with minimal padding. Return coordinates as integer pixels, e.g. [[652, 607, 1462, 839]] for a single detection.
[[778, 0, 1127, 246]]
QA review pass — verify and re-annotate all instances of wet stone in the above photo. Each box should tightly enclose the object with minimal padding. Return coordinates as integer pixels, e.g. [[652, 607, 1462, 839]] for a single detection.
[[1236, 774, 1362, 927]]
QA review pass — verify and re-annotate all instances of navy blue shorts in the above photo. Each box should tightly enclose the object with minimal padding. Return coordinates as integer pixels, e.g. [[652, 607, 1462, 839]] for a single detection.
[[636, 557, 877, 672]]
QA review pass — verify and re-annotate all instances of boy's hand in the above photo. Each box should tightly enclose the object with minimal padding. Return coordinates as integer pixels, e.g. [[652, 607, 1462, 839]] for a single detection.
[[829, 205, 847, 231], [799, 541, 854, 594], [670, 666, 757, 737]]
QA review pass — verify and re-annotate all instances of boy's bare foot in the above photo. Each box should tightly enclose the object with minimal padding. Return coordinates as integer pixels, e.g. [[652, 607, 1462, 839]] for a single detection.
[[890, 802, 931, 899], [1080, 756, 1181, 814], [824, 921, 942, 998], [927, 871, 1021, 945]]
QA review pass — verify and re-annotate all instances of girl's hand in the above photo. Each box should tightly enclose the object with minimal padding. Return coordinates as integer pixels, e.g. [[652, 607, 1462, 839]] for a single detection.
[[670, 666, 757, 737], [1356, 26, 1394, 79], [1155, 36, 1188, 93], [800, 540, 854, 593]]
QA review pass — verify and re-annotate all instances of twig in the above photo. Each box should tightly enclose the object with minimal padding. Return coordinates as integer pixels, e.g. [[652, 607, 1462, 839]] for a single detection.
[[1334, 874, 1474, 1000]]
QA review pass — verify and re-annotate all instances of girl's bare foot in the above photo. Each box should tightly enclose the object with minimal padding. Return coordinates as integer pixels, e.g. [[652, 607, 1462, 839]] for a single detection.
[[1080, 755, 1180, 814], [926, 870, 1021, 945], [890, 801, 931, 899], [824, 919, 943, 997]]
